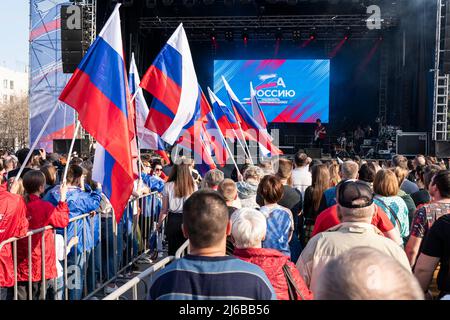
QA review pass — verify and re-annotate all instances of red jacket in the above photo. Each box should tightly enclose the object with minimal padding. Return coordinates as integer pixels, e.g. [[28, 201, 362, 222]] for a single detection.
[[312, 204, 394, 237], [234, 248, 313, 300], [16, 194, 69, 282], [0, 183, 29, 287]]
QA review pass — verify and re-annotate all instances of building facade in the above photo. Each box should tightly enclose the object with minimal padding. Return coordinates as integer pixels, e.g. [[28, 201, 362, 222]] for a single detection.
[[0, 66, 28, 105]]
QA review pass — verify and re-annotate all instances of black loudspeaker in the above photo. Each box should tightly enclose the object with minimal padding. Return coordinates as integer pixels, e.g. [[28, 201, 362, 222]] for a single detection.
[[53, 138, 91, 155], [396, 132, 428, 156], [53, 139, 82, 155], [60, 5, 86, 74], [435, 141, 450, 158], [305, 148, 322, 159]]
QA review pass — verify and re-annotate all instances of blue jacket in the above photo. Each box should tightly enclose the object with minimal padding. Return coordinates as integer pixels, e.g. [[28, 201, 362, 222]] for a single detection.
[[44, 185, 102, 254], [141, 174, 164, 193]]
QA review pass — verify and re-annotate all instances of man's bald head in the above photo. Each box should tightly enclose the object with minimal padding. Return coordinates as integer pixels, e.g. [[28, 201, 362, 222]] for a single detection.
[[315, 247, 424, 300]]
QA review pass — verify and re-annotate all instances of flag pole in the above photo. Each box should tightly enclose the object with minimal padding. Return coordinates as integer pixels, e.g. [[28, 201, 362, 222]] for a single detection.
[[62, 121, 82, 183], [130, 87, 141, 104], [220, 76, 254, 165], [235, 119, 254, 165], [15, 102, 61, 182], [208, 110, 240, 174]]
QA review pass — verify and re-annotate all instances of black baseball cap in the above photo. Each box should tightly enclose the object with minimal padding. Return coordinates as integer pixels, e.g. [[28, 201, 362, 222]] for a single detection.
[[336, 179, 374, 209]]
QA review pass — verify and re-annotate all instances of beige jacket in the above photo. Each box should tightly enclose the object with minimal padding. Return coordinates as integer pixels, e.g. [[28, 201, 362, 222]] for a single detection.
[[296, 222, 411, 293]]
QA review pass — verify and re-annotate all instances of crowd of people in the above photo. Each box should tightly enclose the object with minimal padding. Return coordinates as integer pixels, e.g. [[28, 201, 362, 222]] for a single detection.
[[0, 148, 166, 300], [1, 147, 450, 300], [149, 152, 450, 300]]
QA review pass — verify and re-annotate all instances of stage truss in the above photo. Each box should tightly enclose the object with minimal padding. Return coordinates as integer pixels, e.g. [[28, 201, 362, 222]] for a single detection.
[[139, 14, 398, 41]]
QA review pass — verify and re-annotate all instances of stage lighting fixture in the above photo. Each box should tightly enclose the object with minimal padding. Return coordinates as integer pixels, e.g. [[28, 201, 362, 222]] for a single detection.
[[145, 0, 157, 8], [292, 30, 301, 42], [275, 28, 282, 41], [183, 0, 197, 7], [225, 31, 234, 41], [242, 30, 249, 44], [309, 28, 317, 40], [344, 27, 351, 40]]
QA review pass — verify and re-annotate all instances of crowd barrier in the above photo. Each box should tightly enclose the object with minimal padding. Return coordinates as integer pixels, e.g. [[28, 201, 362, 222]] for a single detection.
[[102, 240, 190, 301], [0, 191, 162, 300]]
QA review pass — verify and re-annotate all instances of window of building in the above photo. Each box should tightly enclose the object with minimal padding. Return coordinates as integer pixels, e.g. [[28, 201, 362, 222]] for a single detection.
[[3, 80, 7, 89], [10, 81, 14, 90], [3, 95, 7, 104], [10, 96, 14, 104]]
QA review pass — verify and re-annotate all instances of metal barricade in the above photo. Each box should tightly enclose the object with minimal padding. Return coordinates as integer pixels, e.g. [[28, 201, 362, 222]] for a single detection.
[[102, 256, 174, 300], [174, 240, 190, 259], [0, 191, 161, 300]]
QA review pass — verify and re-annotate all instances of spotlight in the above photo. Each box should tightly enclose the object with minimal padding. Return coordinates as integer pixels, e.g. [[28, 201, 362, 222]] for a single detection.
[[242, 29, 249, 43], [344, 27, 351, 40], [225, 30, 234, 41], [309, 28, 316, 40], [275, 28, 282, 41], [183, 0, 197, 7], [146, 0, 157, 8], [210, 30, 216, 42]]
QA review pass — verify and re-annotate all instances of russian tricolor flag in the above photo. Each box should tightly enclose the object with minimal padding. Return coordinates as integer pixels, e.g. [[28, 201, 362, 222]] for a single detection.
[[250, 82, 269, 130], [222, 77, 283, 157], [140, 23, 198, 146], [129, 53, 166, 151], [207, 87, 241, 140], [59, 4, 135, 221]]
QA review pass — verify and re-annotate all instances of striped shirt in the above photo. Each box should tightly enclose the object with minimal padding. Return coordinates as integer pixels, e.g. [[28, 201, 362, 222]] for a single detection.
[[148, 255, 277, 300]]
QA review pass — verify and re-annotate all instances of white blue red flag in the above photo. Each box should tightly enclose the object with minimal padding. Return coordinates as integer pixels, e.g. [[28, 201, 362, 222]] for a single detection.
[[129, 54, 167, 150], [207, 87, 241, 140], [140, 23, 198, 145], [222, 76, 282, 157], [250, 82, 269, 130], [176, 87, 227, 174], [59, 4, 135, 221]]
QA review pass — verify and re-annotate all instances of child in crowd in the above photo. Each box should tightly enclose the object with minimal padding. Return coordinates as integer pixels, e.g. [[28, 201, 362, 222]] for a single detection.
[[16, 170, 70, 300], [257, 175, 294, 257]]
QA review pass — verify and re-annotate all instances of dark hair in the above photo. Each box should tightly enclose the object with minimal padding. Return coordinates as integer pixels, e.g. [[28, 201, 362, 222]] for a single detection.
[[257, 175, 284, 204], [23, 170, 46, 197], [294, 152, 308, 167], [183, 190, 229, 249], [311, 164, 331, 211], [40, 164, 57, 186], [392, 155, 408, 169], [168, 163, 195, 198], [415, 165, 427, 184], [276, 158, 293, 186], [359, 163, 377, 183], [424, 165, 441, 190], [16, 148, 31, 166], [431, 170, 450, 198], [66, 164, 84, 186]]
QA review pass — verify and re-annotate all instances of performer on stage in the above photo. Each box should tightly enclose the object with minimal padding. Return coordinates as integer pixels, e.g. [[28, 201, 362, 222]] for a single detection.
[[314, 118, 327, 149]]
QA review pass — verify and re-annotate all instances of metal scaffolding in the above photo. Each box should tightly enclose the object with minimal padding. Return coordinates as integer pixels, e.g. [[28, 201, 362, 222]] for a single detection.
[[432, 0, 450, 141]]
